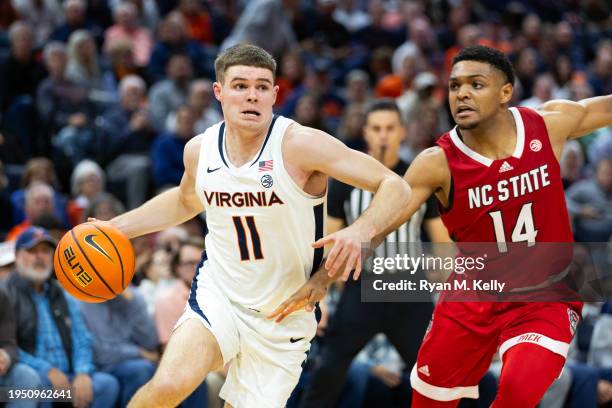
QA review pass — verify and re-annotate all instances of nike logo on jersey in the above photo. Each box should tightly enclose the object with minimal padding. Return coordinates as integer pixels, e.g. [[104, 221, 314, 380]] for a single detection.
[[290, 337, 304, 343], [84, 234, 113, 262], [207, 166, 222, 173]]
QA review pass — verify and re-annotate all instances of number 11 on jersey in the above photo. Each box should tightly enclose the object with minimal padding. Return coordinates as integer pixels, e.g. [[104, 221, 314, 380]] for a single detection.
[[232, 216, 263, 261], [488, 202, 538, 253]]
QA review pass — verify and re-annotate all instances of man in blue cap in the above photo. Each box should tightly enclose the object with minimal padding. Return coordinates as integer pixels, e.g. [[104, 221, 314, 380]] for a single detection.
[[3, 226, 119, 408]]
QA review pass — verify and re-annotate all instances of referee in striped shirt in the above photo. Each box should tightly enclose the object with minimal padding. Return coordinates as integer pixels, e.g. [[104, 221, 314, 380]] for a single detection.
[[299, 99, 451, 407]]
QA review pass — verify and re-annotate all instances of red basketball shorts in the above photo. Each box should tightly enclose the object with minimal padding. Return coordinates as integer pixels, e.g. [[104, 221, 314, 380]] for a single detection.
[[410, 301, 582, 401]]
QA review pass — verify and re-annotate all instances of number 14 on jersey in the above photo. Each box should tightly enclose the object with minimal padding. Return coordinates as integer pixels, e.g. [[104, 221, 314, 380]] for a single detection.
[[488, 203, 538, 253]]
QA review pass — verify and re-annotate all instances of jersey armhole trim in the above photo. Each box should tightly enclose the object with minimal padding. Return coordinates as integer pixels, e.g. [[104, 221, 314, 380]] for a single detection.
[[437, 176, 454, 214], [195, 128, 213, 204], [276, 122, 327, 201], [218, 122, 229, 168], [520, 106, 564, 168]]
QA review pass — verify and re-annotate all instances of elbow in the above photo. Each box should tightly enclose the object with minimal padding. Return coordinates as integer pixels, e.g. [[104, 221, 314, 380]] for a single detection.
[[389, 173, 412, 201]]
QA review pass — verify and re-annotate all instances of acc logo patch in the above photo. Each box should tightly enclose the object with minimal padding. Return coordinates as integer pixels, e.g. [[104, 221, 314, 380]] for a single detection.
[[261, 174, 273, 188], [530, 139, 542, 152]]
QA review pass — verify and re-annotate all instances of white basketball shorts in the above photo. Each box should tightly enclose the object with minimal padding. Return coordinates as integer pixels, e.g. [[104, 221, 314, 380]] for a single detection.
[[174, 259, 317, 408]]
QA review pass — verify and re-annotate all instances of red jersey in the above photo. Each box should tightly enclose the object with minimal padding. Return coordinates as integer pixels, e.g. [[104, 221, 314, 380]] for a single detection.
[[413, 107, 582, 404], [436, 106, 574, 293]]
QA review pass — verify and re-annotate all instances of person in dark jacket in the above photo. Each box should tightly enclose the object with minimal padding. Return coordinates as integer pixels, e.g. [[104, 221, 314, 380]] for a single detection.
[[151, 105, 196, 190], [95, 75, 156, 209], [4, 226, 119, 408], [0, 287, 41, 408]]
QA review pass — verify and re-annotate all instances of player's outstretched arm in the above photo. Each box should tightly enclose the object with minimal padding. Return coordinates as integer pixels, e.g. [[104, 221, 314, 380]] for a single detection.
[[269, 148, 450, 321], [106, 136, 205, 238], [286, 124, 412, 281], [539, 95, 612, 148]]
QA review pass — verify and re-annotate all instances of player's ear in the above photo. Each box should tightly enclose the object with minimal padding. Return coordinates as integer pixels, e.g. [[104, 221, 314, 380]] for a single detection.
[[273, 84, 279, 104], [213, 81, 222, 102], [500, 83, 513, 105]]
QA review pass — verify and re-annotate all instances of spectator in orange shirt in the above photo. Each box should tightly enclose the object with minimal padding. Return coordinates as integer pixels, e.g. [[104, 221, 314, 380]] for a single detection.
[[178, 0, 213, 44]]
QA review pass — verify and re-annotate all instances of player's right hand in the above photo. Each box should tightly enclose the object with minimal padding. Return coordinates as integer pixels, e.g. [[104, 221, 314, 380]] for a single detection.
[[87, 218, 119, 233]]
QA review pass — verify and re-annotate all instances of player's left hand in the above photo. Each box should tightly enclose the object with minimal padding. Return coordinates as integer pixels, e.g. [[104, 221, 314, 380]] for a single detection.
[[313, 224, 369, 281], [72, 374, 93, 408], [267, 274, 329, 323]]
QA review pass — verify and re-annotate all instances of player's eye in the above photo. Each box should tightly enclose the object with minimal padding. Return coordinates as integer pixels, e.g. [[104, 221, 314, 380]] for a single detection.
[[257, 85, 269, 91], [449, 83, 459, 91], [473, 82, 484, 89], [234, 84, 247, 90]]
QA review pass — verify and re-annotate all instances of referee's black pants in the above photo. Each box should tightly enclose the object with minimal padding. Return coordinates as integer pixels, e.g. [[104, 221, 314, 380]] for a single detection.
[[299, 280, 433, 408]]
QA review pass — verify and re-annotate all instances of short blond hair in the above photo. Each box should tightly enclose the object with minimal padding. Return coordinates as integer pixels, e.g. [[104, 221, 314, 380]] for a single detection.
[[214, 44, 276, 84]]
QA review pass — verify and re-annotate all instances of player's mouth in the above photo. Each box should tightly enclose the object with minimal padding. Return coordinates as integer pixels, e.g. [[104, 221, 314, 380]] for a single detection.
[[456, 105, 476, 119], [241, 110, 261, 118]]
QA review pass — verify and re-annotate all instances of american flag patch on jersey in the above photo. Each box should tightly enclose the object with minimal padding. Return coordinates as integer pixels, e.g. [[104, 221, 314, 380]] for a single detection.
[[259, 160, 273, 172]]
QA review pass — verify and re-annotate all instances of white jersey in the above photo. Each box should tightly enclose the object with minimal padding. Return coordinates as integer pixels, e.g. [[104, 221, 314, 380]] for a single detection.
[[194, 115, 326, 313]]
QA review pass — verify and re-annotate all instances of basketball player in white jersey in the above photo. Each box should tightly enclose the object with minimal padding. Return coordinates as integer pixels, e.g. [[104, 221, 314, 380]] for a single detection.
[[96, 44, 412, 407]]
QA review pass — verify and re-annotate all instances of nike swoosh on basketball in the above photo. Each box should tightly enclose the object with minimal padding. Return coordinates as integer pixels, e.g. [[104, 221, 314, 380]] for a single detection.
[[84, 234, 113, 262], [290, 337, 304, 343], [207, 166, 222, 173]]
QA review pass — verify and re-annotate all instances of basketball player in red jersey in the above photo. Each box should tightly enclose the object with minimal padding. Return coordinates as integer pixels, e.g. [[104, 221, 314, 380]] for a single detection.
[[274, 45, 612, 406]]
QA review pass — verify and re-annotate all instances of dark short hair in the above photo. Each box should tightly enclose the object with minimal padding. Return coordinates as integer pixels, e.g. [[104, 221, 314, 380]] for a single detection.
[[171, 236, 205, 275], [366, 98, 403, 123], [452, 45, 515, 86], [214, 44, 277, 84]]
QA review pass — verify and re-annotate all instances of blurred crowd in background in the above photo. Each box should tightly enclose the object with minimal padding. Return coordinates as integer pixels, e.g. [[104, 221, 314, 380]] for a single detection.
[[0, 0, 610, 407]]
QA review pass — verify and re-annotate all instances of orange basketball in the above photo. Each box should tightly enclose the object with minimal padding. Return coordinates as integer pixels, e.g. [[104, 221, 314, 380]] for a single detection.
[[53, 222, 135, 302]]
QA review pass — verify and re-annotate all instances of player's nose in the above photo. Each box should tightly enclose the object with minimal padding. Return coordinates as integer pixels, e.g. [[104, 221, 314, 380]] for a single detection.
[[456, 84, 470, 99], [246, 87, 258, 102]]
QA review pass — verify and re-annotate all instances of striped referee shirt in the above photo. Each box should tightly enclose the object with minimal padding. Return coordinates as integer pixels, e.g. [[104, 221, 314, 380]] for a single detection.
[[327, 160, 439, 273]]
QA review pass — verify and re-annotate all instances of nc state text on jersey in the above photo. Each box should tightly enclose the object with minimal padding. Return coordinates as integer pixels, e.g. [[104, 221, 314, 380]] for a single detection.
[[203, 190, 285, 207], [468, 165, 551, 209]]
